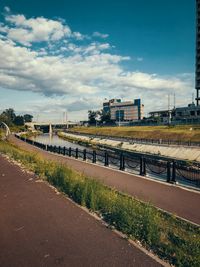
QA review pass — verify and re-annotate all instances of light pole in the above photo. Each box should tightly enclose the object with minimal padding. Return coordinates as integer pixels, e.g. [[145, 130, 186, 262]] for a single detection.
[[118, 107, 121, 127]]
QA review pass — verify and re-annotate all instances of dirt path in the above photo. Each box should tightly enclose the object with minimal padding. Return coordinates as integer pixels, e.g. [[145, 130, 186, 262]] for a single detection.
[[0, 155, 164, 267], [9, 135, 200, 225]]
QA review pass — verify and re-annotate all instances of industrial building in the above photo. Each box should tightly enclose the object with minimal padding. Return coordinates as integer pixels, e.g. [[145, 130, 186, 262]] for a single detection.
[[103, 98, 144, 122], [149, 103, 200, 124]]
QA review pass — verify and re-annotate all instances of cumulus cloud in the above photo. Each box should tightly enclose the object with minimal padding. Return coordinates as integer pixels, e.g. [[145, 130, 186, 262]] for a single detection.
[[5, 14, 71, 46], [0, 9, 194, 118]]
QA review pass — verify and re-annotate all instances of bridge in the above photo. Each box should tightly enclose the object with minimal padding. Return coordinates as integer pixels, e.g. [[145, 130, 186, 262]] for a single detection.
[[25, 121, 79, 133], [0, 122, 11, 138]]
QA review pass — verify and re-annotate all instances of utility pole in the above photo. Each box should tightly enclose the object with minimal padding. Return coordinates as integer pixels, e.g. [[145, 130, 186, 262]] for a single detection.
[[168, 94, 171, 125], [118, 108, 121, 127]]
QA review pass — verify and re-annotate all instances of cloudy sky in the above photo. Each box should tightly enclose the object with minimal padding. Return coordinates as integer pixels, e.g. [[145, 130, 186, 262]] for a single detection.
[[0, 0, 195, 122]]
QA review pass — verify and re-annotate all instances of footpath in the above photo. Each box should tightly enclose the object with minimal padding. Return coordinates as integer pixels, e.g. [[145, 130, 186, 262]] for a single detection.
[[0, 155, 163, 267], [10, 135, 200, 225]]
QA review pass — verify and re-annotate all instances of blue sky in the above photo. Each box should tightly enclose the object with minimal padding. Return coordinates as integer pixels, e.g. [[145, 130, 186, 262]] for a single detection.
[[0, 0, 195, 121]]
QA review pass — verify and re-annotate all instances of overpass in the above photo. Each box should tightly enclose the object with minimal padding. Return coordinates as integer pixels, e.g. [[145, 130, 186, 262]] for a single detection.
[[25, 121, 79, 133]]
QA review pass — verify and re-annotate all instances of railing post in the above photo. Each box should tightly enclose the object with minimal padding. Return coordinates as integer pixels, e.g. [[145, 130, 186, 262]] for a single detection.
[[167, 162, 171, 183], [83, 149, 86, 161], [172, 161, 176, 183], [63, 146, 66, 155], [69, 147, 72, 157], [104, 152, 109, 166], [54, 146, 56, 153], [75, 148, 78, 158], [58, 146, 61, 154], [140, 157, 143, 175], [120, 153, 125, 171], [143, 158, 146, 176], [93, 151, 96, 163]]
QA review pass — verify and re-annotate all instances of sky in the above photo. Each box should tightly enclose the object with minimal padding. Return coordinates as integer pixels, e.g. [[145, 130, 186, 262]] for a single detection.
[[0, 0, 195, 122]]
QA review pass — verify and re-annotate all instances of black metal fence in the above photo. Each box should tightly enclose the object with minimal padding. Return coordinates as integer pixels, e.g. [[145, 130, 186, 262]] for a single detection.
[[15, 135, 200, 189]]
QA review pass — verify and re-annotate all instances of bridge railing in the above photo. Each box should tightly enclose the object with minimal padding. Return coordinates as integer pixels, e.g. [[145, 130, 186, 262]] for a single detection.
[[15, 134, 200, 189]]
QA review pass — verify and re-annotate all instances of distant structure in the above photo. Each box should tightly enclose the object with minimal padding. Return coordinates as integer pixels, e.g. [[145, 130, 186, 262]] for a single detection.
[[103, 98, 144, 123], [149, 103, 200, 124], [196, 0, 200, 105]]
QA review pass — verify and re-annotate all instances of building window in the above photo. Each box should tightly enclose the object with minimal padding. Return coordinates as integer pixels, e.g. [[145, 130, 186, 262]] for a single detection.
[[190, 111, 195, 116], [116, 110, 124, 121]]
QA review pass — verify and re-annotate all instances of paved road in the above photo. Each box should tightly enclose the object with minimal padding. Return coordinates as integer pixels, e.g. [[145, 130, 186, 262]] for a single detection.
[[0, 155, 163, 267], [10, 135, 200, 225]]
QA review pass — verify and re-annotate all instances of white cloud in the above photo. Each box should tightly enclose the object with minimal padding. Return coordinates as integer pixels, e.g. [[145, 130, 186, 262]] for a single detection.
[[93, 31, 109, 38], [5, 14, 71, 46], [0, 9, 194, 119], [4, 6, 10, 13]]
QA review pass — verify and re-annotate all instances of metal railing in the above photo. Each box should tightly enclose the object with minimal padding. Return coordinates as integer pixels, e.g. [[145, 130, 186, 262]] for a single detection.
[[15, 134, 200, 189]]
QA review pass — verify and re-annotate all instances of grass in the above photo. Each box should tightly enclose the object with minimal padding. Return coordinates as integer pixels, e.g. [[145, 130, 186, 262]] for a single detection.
[[0, 140, 199, 266], [69, 125, 200, 142]]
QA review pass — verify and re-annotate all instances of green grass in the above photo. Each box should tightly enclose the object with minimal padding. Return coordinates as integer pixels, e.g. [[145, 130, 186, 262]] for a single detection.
[[0, 140, 199, 266], [70, 125, 200, 142]]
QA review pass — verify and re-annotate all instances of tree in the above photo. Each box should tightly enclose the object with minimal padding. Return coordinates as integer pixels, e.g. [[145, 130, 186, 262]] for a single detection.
[[88, 110, 98, 125], [13, 116, 24, 126], [0, 108, 16, 126], [23, 114, 33, 123], [99, 109, 111, 124]]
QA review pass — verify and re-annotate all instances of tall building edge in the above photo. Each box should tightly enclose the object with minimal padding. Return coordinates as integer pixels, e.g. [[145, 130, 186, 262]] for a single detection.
[[196, 0, 200, 105]]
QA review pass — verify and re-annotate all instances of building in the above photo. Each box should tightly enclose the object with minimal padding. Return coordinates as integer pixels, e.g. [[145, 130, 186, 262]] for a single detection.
[[196, 0, 200, 105], [149, 109, 172, 124], [103, 99, 121, 113], [173, 103, 200, 122], [103, 98, 144, 122], [149, 103, 200, 124]]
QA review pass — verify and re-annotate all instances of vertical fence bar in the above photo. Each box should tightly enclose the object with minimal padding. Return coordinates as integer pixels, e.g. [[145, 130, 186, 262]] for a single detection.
[[104, 152, 109, 166], [172, 161, 176, 183], [167, 162, 171, 182], [63, 146, 66, 155], [120, 153, 125, 171], [83, 149, 86, 161], [93, 151, 96, 163], [143, 158, 146, 176], [75, 148, 78, 159], [69, 147, 72, 157], [140, 157, 143, 175]]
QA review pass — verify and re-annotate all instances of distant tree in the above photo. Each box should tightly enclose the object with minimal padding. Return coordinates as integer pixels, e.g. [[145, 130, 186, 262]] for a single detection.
[[88, 110, 98, 125], [13, 115, 24, 126], [23, 114, 33, 123], [99, 109, 111, 124], [2, 108, 16, 123], [0, 108, 16, 126]]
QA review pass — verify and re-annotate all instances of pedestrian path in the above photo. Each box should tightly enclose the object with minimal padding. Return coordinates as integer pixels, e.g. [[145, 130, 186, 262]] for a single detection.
[[0, 155, 163, 267]]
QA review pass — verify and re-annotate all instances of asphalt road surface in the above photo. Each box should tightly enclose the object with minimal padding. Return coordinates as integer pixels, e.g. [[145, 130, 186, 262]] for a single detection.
[[0, 155, 164, 267], [9, 135, 200, 225]]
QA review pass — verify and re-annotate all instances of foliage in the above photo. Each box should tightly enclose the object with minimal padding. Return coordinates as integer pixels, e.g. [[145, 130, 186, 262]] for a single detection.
[[99, 109, 112, 124], [0, 108, 33, 127], [88, 110, 99, 125], [23, 114, 33, 123], [0, 140, 199, 266]]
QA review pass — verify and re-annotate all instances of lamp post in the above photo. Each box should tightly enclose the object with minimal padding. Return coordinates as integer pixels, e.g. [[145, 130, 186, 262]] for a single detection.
[[118, 107, 122, 127]]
